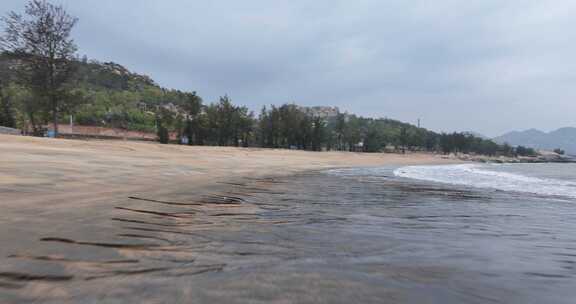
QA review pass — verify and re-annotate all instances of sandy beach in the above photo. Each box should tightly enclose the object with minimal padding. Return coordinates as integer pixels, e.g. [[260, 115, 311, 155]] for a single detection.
[[0, 134, 452, 208]]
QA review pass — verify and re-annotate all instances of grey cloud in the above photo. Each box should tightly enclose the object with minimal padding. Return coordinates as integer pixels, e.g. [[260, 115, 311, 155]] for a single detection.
[[2, 0, 575, 136]]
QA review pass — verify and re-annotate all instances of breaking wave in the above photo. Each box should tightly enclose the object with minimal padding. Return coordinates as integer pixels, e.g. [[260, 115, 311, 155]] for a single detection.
[[393, 164, 576, 199]]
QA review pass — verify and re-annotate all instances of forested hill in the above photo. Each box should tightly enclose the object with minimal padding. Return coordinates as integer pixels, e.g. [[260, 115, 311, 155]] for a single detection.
[[73, 59, 158, 91], [1, 52, 158, 91], [0, 52, 529, 156]]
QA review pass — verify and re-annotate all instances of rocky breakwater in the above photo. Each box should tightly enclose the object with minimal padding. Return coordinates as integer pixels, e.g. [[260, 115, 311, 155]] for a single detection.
[[448, 151, 576, 164]]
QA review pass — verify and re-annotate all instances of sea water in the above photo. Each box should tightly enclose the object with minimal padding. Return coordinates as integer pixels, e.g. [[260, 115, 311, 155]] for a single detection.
[[320, 163, 576, 303], [4, 163, 576, 303]]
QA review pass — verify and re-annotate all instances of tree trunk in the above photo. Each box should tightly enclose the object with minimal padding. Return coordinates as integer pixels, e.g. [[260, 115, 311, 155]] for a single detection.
[[0, 89, 16, 128], [52, 96, 59, 137], [186, 120, 193, 145], [28, 111, 41, 136]]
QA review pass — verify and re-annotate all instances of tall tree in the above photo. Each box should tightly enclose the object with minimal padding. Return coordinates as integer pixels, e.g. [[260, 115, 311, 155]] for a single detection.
[[1, 0, 78, 136], [215, 95, 235, 146], [334, 113, 346, 151], [181, 91, 203, 145], [232, 106, 253, 147], [311, 116, 326, 151], [0, 55, 16, 128], [398, 126, 408, 154], [155, 106, 175, 144], [258, 106, 272, 147], [0, 79, 16, 128]]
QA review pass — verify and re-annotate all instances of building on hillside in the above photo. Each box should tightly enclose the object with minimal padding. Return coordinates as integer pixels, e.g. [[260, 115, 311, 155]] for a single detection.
[[298, 106, 340, 119]]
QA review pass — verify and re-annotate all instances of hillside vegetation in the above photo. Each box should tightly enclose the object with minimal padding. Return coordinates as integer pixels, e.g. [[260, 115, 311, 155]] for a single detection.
[[0, 52, 535, 156]]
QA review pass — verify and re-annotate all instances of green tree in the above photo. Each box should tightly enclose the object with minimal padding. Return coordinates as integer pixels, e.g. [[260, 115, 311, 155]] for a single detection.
[[215, 95, 235, 146], [398, 127, 408, 154], [181, 91, 203, 145], [1, 0, 79, 136], [0, 55, 17, 128], [156, 106, 175, 144], [0, 80, 16, 128], [311, 116, 326, 151], [232, 106, 254, 147], [334, 113, 347, 151]]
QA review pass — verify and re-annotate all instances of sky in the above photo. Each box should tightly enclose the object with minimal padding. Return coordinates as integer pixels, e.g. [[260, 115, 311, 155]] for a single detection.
[[2, 0, 576, 137]]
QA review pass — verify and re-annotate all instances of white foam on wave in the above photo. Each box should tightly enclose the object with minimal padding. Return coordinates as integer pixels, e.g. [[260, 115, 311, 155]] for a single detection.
[[393, 164, 576, 199]]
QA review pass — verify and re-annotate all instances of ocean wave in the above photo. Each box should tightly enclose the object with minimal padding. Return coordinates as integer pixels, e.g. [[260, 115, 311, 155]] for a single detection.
[[393, 164, 576, 199]]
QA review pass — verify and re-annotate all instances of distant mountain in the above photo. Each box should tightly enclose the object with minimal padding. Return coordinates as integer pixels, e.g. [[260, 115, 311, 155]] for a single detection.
[[494, 127, 576, 155]]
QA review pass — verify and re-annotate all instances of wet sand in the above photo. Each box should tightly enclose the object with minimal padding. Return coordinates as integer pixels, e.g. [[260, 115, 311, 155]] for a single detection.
[[0, 135, 454, 303]]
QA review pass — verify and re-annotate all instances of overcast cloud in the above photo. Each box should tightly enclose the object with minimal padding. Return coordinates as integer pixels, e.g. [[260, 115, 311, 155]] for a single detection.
[[2, 0, 575, 136]]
